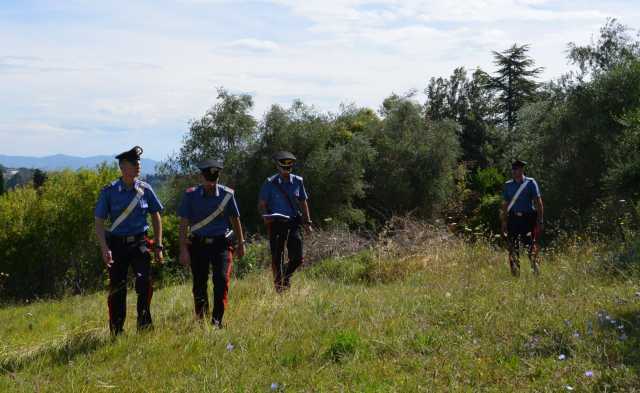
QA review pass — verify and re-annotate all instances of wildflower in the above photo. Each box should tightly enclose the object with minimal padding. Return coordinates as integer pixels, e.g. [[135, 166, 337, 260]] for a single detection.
[[584, 370, 594, 377], [445, 292, 451, 298], [226, 343, 234, 352], [565, 386, 574, 391], [271, 382, 280, 391], [558, 354, 566, 361], [573, 332, 580, 338]]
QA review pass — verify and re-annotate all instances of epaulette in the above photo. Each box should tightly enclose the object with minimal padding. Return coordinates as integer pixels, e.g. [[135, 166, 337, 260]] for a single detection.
[[218, 184, 235, 194], [186, 186, 198, 193], [292, 174, 303, 181], [137, 180, 151, 189], [267, 174, 278, 182], [102, 180, 118, 190], [505, 180, 514, 184]]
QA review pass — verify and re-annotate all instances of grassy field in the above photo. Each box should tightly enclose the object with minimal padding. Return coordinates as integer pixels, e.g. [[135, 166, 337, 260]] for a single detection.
[[1, 237, 639, 392]]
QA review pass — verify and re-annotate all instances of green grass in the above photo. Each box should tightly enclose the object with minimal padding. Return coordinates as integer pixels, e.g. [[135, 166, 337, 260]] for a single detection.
[[1, 239, 639, 392]]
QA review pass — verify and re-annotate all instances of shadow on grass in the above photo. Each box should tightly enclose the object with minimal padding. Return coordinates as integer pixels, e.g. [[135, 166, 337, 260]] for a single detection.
[[0, 329, 108, 373]]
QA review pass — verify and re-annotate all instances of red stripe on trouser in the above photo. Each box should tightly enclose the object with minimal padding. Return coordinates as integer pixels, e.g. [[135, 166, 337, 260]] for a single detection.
[[532, 223, 540, 243], [147, 278, 153, 306], [223, 249, 233, 307]]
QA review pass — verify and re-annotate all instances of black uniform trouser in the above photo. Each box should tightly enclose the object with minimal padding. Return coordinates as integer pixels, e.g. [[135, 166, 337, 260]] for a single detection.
[[507, 212, 540, 273], [189, 236, 233, 324], [107, 236, 153, 334], [268, 220, 303, 291]]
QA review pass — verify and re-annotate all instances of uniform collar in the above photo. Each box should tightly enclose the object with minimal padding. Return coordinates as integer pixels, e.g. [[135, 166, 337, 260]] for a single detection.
[[200, 184, 219, 197], [277, 174, 293, 184], [117, 178, 140, 192], [513, 175, 527, 184]]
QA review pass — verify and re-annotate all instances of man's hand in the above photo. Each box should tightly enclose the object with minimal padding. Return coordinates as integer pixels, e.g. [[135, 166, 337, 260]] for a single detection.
[[179, 248, 191, 266], [304, 223, 313, 234], [154, 249, 164, 264], [235, 242, 246, 259], [102, 249, 113, 268]]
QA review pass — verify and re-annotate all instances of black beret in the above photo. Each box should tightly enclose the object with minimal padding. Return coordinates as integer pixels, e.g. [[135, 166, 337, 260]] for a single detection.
[[272, 151, 296, 162], [511, 159, 528, 167], [197, 159, 224, 171], [115, 146, 143, 162]]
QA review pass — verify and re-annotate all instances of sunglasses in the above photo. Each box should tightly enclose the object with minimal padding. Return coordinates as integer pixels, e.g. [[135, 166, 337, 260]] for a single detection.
[[278, 164, 293, 171]]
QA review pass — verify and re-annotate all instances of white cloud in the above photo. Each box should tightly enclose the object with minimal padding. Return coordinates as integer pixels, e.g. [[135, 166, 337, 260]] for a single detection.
[[222, 39, 280, 53], [1, 0, 639, 159]]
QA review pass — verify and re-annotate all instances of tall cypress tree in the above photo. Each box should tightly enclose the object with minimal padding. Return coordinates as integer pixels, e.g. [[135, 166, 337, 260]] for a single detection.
[[489, 44, 543, 133], [33, 169, 47, 189]]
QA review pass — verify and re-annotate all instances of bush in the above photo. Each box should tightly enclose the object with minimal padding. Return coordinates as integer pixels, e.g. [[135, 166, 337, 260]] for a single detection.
[[0, 165, 119, 299]]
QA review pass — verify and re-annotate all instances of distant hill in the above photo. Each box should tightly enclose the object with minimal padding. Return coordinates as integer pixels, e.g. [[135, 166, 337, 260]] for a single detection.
[[0, 154, 158, 175]]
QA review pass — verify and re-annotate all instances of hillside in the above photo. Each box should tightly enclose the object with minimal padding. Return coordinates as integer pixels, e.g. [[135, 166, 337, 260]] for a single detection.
[[1, 238, 638, 392], [0, 154, 158, 176]]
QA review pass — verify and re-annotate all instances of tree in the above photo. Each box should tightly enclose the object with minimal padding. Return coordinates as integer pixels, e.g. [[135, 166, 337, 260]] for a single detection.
[[162, 87, 258, 177], [158, 88, 258, 213], [0, 169, 4, 196], [568, 18, 640, 78], [489, 44, 543, 134], [33, 169, 47, 189], [365, 93, 461, 220], [424, 67, 498, 167]]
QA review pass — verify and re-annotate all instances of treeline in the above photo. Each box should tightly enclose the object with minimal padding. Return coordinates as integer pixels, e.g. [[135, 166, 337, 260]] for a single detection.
[[1, 20, 639, 300], [161, 20, 640, 236]]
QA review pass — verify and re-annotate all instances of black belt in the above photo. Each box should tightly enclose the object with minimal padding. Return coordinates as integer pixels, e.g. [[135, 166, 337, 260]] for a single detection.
[[108, 232, 146, 245], [191, 234, 226, 245]]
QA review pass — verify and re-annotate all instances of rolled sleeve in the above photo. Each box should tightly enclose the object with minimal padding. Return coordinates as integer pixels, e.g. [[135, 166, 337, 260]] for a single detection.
[[94, 189, 109, 219], [530, 180, 541, 198], [259, 182, 270, 202], [177, 193, 190, 219], [227, 195, 240, 217], [298, 179, 308, 201], [146, 187, 164, 213]]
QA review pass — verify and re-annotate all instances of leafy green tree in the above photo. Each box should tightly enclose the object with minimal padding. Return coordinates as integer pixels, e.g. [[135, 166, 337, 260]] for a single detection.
[[242, 101, 377, 230], [568, 18, 640, 78], [0, 169, 4, 195], [365, 94, 461, 219], [0, 165, 120, 299], [159, 88, 258, 212], [33, 169, 47, 189], [425, 68, 498, 167], [489, 44, 543, 134]]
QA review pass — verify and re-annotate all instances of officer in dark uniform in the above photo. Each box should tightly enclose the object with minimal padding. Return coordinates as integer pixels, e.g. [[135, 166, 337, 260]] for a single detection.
[[258, 151, 313, 292], [94, 146, 164, 335], [178, 159, 245, 327], [500, 159, 544, 276]]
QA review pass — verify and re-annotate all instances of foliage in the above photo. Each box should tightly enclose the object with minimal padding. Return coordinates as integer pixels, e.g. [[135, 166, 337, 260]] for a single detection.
[[32, 169, 47, 189], [489, 44, 543, 134], [0, 165, 119, 299], [568, 18, 640, 78]]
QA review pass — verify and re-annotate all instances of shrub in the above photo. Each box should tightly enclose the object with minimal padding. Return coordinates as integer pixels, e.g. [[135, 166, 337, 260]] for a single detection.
[[0, 165, 118, 299]]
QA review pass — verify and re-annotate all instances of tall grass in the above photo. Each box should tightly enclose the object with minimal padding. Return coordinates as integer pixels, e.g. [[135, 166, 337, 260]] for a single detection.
[[1, 228, 639, 392]]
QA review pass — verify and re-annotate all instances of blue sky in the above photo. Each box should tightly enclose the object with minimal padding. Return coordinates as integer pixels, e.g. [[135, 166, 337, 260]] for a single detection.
[[1, 0, 639, 160]]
